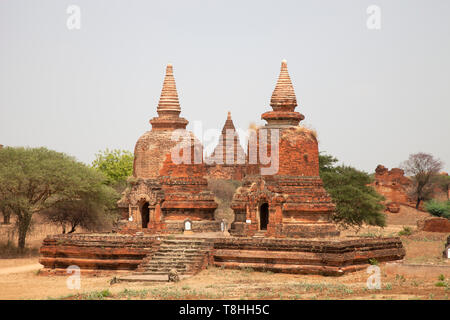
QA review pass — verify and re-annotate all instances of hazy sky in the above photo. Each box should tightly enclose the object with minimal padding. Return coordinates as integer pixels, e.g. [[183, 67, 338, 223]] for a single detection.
[[1, 0, 449, 173]]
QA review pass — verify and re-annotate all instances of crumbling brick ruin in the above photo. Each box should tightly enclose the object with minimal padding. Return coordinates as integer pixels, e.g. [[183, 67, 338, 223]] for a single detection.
[[39, 61, 406, 276], [371, 165, 449, 212], [371, 165, 415, 212]]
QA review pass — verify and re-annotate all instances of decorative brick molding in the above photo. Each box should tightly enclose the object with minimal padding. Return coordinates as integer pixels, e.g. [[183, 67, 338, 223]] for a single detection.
[[39, 233, 406, 276], [39, 234, 161, 272], [212, 237, 406, 276]]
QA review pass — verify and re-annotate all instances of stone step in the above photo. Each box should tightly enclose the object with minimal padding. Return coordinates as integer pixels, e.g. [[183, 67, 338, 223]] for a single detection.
[[144, 265, 188, 271], [118, 274, 192, 282], [152, 253, 204, 258], [140, 271, 196, 276], [147, 258, 203, 264], [159, 246, 209, 251], [158, 247, 208, 253], [134, 239, 212, 276], [143, 259, 201, 266], [161, 240, 207, 245]]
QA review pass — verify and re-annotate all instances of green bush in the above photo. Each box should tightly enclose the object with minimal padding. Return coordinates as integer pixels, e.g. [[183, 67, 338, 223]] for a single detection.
[[319, 154, 386, 229], [398, 226, 412, 236], [424, 200, 450, 219]]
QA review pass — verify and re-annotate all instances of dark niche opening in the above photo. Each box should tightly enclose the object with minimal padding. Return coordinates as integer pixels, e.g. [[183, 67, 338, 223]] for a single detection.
[[260, 203, 269, 230], [141, 202, 150, 228]]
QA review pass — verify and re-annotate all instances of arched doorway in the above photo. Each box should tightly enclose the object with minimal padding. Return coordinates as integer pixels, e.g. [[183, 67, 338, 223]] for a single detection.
[[259, 203, 269, 230], [141, 202, 150, 228]]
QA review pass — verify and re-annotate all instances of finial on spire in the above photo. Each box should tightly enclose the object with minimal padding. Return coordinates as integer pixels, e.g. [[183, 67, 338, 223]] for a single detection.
[[157, 63, 180, 112], [227, 111, 232, 120], [270, 60, 297, 109]]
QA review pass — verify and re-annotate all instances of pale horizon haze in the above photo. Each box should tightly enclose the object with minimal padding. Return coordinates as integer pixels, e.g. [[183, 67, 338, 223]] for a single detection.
[[1, 0, 449, 173]]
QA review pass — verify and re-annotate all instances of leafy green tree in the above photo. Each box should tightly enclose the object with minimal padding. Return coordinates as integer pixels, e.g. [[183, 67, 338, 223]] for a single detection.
[[319, 153, 386, 229], [0, 147, 118, 249], [92, 149, 133, 190], [40, 174, 118, 234], [435, 174, 450, 200]]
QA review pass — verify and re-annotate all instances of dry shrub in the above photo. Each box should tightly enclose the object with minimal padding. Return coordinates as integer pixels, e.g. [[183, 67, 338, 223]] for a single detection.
[[207, 179, 242, 224], [248, 123, 260, 132], [292, 125, 318, 141]]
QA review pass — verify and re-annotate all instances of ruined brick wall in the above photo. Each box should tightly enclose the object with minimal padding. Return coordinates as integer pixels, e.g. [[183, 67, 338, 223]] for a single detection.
[[277, 127, 319, 176], [372, 165, 412, 207], [244, 127, 319, 177], [39, 233, 405, 276], [158, 153, 219, 230], [39, 234, 161, 273], [212, 237, 405, 276], [371, 165, 449, 212], [417, 217, 450, 233], [205, 164, 247, 180]]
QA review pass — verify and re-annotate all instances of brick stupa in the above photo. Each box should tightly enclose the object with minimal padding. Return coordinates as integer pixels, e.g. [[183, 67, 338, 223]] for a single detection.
[[230, 60, 339, 238], [119, 64, 217, 233]]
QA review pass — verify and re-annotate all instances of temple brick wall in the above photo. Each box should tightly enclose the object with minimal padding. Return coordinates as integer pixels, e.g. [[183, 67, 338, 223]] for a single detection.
[[372, 165, 413, 211], [212, 237, 406, 276], [39, 233, 406, 276], [39, 234, 161, 273]]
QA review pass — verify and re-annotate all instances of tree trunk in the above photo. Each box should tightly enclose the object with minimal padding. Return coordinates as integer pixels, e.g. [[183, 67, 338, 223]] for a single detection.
[[415, 198, 421, 209], [17, 226, 27, 250], [2, 212, 10, 224], [68, 222, 78, 234], [16, 211, 32, 250]]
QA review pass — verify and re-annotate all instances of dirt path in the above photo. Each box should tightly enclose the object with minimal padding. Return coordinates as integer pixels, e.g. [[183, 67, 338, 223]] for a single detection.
[[0, 263, 42, 275]]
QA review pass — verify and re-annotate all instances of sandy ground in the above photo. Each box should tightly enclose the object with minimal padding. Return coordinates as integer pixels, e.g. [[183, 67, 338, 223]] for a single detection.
[[0, 204, 448, 300], [0, 263, 42, 275], [0, 260, 448, 300]]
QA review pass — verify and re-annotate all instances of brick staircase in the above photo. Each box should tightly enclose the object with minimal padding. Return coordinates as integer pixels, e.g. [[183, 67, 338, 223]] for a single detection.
[[252, 230, 267, 238], [136, 238, 213, 276]]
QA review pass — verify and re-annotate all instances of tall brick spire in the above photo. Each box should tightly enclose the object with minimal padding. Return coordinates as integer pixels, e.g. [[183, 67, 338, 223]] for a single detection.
[[207, 111, 246, 165], [262, 60, 304, 126], [150, 63, 188, 130], [157, 64, 181, 113]]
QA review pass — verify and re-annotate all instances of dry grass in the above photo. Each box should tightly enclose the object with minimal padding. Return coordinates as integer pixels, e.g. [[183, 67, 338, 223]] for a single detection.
[[293, 125, 318, 140], [1, 263, 448, 300]]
